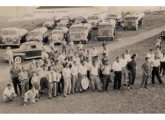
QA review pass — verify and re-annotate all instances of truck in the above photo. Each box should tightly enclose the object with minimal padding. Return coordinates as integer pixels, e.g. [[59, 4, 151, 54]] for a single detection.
[[87, 15, 102, 28], [50, 26, 68, 44], [0, 27, 28, 46], [25, 27, 48, 43], [43, 20, 55, 29], [97, 19, 116, 41], [74, 16, 86, 24], [59, 16, 70, 28], [69, 23, 92, 44], [121, 12, 144, 30], [105, 14, 122, 26]]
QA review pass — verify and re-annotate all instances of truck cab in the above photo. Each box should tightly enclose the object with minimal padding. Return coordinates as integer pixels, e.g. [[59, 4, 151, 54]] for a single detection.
[[87, 15, 101, 28], [69, 23, 92, 44], [98, 20, 116, 41], [26, 27, 48, 43], [0, 27, 28, 46]]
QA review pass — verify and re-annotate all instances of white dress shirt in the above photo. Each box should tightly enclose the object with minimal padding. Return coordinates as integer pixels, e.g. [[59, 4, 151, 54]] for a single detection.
[[62, 68, 71, 78], [3, 87, 15, 96], [112, 61, 123, 71], [101, 65, 111, 75], [90, 64, 99, 75], [71, 65, 79, 76], [152, 59, 160, 67], [160, 54, 165, 62], [125, 54, 131, 62], [120, 58, 128, 67], [79, 64, 87, 76]]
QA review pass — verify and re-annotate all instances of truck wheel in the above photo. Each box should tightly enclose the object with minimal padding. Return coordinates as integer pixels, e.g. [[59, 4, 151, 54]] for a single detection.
[[14, 56, 22, 64]]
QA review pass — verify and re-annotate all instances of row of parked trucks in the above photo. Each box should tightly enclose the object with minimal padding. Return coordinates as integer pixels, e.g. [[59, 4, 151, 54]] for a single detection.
[[0, 12, 146, 47]]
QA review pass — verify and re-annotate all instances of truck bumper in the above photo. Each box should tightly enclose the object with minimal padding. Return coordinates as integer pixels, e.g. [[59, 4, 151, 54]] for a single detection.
[[97, 36, 114, 41]]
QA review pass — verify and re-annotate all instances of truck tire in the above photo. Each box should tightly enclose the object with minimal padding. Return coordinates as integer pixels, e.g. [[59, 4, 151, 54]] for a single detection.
[[14, 56, 22, 64]]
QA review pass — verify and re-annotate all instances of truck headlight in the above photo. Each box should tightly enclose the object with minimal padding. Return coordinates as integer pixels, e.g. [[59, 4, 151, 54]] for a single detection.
[[161, 32, 164, 35]]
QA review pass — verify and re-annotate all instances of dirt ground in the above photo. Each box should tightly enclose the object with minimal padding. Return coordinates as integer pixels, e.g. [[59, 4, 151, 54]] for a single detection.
[[0, 13, 165, 113]]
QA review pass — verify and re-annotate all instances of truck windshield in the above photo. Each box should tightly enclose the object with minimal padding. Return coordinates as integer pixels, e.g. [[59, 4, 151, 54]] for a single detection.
[[52, 31, 63, 34], [29, 32, 41, 36], [99, 25, 112, 29], [1, 30, 17, 35], [88, 16, 99, 20], [70, 27, 86, 32], [124, 17, 137, 20]]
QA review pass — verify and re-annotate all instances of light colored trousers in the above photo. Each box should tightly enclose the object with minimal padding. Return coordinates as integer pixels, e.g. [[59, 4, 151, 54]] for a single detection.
[[3, 93, 16, 102], [90, 74, 102, 91], [48, 81, 57, 97], [71, 75, 78, 93], [21, 79, 29, 96], [122, 67, 128, 84], [63, 77, 71, 96], [24, 92, 35, 103]]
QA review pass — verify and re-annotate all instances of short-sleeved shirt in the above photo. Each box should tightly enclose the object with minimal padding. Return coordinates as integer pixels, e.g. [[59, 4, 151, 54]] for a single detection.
[[62, 68, 71, 78], [79, 64, 87, 76], [48, 71, 56, 82], [25, 89, 38, 98], [112, 61, 123, 72], [142, 62, 152, 74], [125, 54, 131, 62], [3, 87, 15, 96], [126, 60, 137, 73], [10, 67, 20, 78], [101, 65, 111, 75], [152, 59, 160, 67], [71, 65, 79, 76], [120, 58, 128, 67], [19, 71, 29, 80], [90, 64, 99, 75]]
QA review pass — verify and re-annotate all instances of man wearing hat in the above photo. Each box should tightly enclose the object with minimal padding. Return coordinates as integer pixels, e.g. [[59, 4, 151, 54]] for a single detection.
[[101, 60, 111, 91], [112, 57, 123, 90]]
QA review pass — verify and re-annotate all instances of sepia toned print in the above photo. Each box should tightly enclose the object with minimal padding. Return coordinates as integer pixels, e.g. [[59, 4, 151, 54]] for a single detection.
[[0, 6, 165, 113]]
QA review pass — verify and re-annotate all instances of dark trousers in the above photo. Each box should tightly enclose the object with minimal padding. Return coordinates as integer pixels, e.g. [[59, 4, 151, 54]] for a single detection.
[[128, 72, 136, 87], [160, 62, 165, 75], [102, 74, 110, 91], [29, 77, 32, 89], [152, 67, 163, 84], [58, 76, 64, 94], [40, 77, 49, 90], [12, 77, 22, 94], [114, 71, 122, 89]]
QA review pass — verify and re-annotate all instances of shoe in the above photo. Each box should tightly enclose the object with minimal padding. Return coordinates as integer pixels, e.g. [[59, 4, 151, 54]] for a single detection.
[[128, 87, 130, 91], [145, 86, 148, 89], [64, 95, 66, 97]]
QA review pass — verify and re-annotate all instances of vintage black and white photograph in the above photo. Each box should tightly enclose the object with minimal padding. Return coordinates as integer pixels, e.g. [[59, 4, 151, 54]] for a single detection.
[[0, 5, 165, 114]]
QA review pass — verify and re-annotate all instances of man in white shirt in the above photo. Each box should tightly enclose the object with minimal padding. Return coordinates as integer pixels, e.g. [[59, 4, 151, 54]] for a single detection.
[[31, 72, 40, 91], [89, 60, 102, 91], [101, 60, 111, 91], [62, 63, 71, 97], [57, 52, 66, 64], [146, 49, 155, 63], [151, 55, 163, 84], [112, 57, 123, 89], [91, 46, 98, 57], [4, 47, 13, 66], [23, 86, 39, 106], [48, 66, 57, 99], [77, 60, 88, 92], [3, 84, 16, 103], [120, 54, 128, 85], [71, 61, 79, 94], [125, 50, 131, 62], [19, 66, 29, 97]]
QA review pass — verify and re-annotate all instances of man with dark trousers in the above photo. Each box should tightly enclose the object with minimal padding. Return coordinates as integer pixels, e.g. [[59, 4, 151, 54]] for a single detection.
[[127, 54, 137, 90], [10, 63, 21, 95], [152, 55, 163, 84], [112, 57, 123, 90]]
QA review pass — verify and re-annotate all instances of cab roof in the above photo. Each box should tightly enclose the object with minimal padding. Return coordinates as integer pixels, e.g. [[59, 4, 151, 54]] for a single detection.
[[1, 27, 22, 31], [70, 24, 87, 28]]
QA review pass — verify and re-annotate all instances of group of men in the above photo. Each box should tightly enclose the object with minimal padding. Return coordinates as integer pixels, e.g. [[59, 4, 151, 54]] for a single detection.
[[2, 39, 165, 106]]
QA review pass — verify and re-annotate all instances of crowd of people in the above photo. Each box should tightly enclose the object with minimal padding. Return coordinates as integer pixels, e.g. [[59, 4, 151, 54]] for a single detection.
[[2, 38, 165, 106]]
